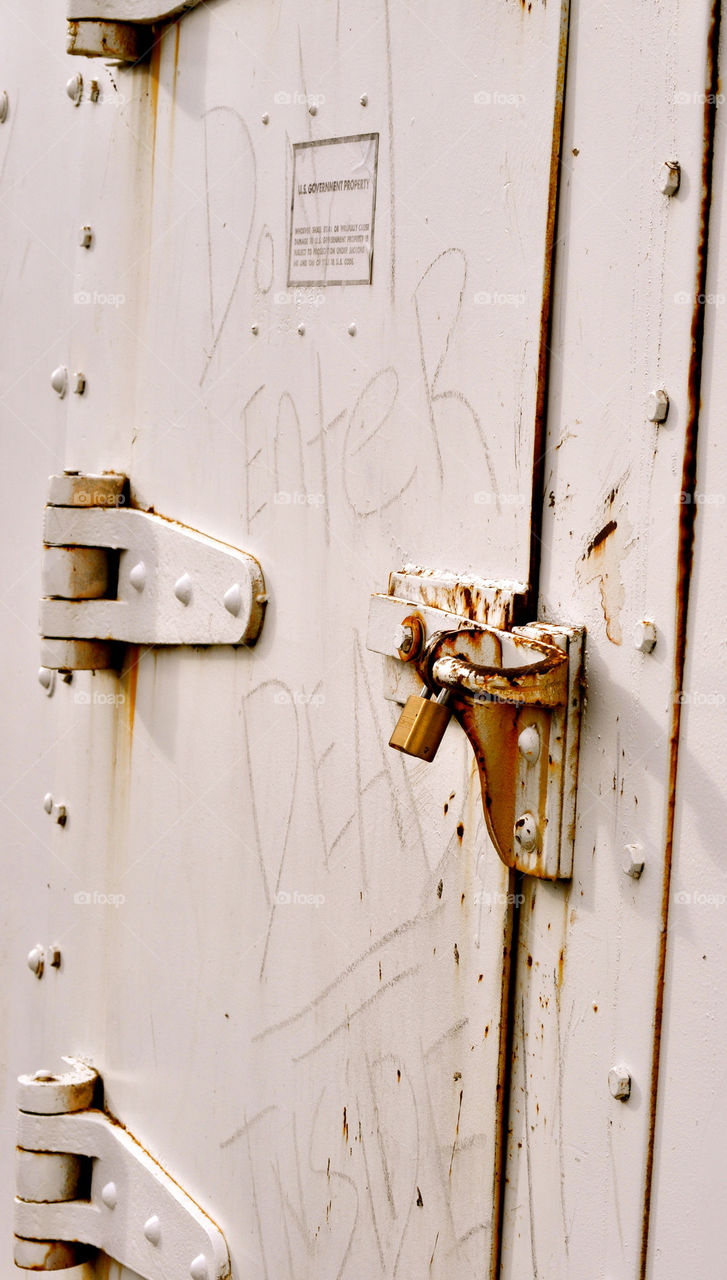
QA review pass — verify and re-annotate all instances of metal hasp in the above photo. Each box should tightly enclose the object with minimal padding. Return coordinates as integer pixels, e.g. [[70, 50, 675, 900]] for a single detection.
[[66, 1, 204, 60], [367, 575, 584, 880], [14, 1058, 230, 1278], [40, 474, 266, 670]]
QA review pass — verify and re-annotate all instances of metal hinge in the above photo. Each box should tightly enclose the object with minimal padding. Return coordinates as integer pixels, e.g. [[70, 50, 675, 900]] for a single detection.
[[367, 570, 584, 880], [66, 2, 203, 61], [40, 474, 266, 670], [14, 1059, 230, 1279]]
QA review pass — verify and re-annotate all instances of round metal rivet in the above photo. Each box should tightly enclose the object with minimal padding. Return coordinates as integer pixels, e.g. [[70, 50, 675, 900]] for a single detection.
[[174, 574, 193, 606], [43, 793, 54, 814], [190, 1255, 209, 1280], [261, 112, 269, 124], [66, 74, 83, 105], [348, 322, 357, 336], [27, 946, 44, 977], [308, 103, 317, 116], [513, 812, 538, 854], [51, 366, 68, 398], [73, 372, 86, 396], [223, 583, 242, 616], [360, 93, 368, 107], [144, 1215, 161, 1245], [79, 226, 93, 249], [297, 323, 305, 336], [129, 562, 146, 592], [101, 1181, 118, 1209], [0, 91, 9, 124], [517, 725, 540, 763], [38, 667, 56, 696]]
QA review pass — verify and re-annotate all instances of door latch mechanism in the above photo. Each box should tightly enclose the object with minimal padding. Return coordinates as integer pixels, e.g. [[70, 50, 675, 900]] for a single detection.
[[368, 571, 584, 880], [14, 1058, 230, 1278], [40, 474, 266, 670]]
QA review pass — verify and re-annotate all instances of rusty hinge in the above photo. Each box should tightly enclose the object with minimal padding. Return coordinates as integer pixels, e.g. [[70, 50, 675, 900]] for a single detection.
[[367, 570, 584, 880], [40, 474, 266, 670], [66, 2, 203, 61]]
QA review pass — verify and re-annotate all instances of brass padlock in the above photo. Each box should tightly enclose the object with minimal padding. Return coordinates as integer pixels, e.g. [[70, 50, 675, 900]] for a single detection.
[[389, 686, 452, 761]]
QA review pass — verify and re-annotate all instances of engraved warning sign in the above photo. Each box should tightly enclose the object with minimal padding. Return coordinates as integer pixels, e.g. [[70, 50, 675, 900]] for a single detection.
[[287, 133, 379, 287]]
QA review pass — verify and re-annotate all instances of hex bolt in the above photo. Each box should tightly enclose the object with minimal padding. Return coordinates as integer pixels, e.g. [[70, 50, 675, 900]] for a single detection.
[[0, 91, 8, 124], [646, 388, 669, 423], [517, 725, 540, 764], [634, 619, 657, 653], [66, 74, 83, 106], [623, 843, 645, 879], [73, 372, 86, 396], [38, 667, 56, 697], [393, 623, 413, 654], [659, 160, 681, 197], [79, 226, 93, 249], [27, 946, 45, 978], [513, 812, 538, 853], [101, 1181, 118, 1209], [144, 1215, 162, 1246], [608, 1067, 632, 1100], [51, 366, 68, 398]]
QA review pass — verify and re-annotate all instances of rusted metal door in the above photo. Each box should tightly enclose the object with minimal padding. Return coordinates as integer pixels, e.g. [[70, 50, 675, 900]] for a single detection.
[[2, 1, 726, 1277]]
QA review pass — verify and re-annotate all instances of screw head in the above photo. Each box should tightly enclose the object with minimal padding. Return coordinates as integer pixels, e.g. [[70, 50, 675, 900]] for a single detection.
[[634, 619, 657, 653], [517, 725, 540, 764], [66, 74, 83, 106], [51, 366, 68, 398], [0, 91, 8, 124], [513, 812, 538, 853], [659, 160, 681, 197], [623, 843, 645, 879], [646, 388, 669, 422], [608, 1067, 632, 1100]]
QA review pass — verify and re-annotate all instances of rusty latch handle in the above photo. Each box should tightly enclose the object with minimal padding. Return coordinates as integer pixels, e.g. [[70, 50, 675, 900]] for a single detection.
[[421, 627, 569, 709]]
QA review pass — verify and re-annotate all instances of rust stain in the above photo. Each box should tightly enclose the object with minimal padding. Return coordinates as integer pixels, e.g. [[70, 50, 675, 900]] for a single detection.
[[578, 515, 632, 645], [640, 5, 721, 1275], [342, 1106, 348, 1143]]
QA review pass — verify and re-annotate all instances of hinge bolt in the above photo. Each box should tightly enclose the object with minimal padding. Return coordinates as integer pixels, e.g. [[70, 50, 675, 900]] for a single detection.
[[658, 160, 681, 197], [66, 74, 83, 106], [27, 946, 44, 978], [633, 619, 657, 653], [623, 844, 645, 879], [608, 1067, 632, 1100], [646, 388, 669, 423], [517, 725, 540, 763], [513, 812, 538, 853]]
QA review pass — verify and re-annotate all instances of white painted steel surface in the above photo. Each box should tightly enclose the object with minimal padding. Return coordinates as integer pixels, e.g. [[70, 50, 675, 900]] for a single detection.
[[1, 1, 725, 1278]]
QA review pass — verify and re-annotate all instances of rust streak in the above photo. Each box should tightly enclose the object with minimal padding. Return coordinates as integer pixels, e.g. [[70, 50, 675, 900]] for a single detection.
[[639, 3, 721, 1276]]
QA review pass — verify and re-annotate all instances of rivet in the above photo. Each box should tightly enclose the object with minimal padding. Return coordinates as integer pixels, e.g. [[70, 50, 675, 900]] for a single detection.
[[517, 725, 540, 764], [38, 667, 56, 696], [223, 583, 242, 616], [32, 1069, 55, 1081], [189, 1256, 209, 1280], [308, 103, 317, 116], [513, 812, 538, 854], [348, 322, 357, 336], [174, 573, 193, 606], [43, 793, 54, 814], [251, 323, 259, 335], [144, 1215, 162, 1245], [79, 226, 93, 249], [73, 372, 86, 396], [659, 160, 681, 197], [261, 112, 270, 124], [646, 388, 669, 423], [51, 366, 68, 398], [623, 843, 645, 879], [633, 619, 657, 653], [297, 323, 305, 336], [129, 562, 146, 592], [0, 91, 8, 124], [27, 946, 44, 978], [608, 1067, 631, 1100], [89, 80, 100, 103], [66, 74, 83, 106], [360, 93, 368, 107], [101, 1181, 118, 1209]]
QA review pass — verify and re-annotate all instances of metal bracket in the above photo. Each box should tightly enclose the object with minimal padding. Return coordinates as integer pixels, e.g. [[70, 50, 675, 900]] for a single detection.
[[40, 474, 266, 670], [14, 1058, 230, 1279], [367, 574, 584, 880], [66, 1, 202, 60]]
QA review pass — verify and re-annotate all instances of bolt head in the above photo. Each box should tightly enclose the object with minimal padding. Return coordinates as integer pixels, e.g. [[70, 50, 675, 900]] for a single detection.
[[513, 812, 538, 853], [51, 366, 68, 398], [608, 1067, 632, 1100], [360, 93, 368, 106], [73, 372, 86, 396], [308, 103, 317, 116], [101, 1180, 118, 1209], [49, 945, 62, 968], [348, 322, 357, 336], [66, 74, 83, 105], [0, 90, 8, 124], [38, 667, 56, 696], [261, 112, 270, 124], [659, 160, 681, 197], [646, 389, 669, 423], [517, 725, 540, 764], [190, 1256, 209, 1280], [623, 843, 645, 879], [634, 619, 657, 653], [79, 226, 93, 249], [27, 946, 44, 977]]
